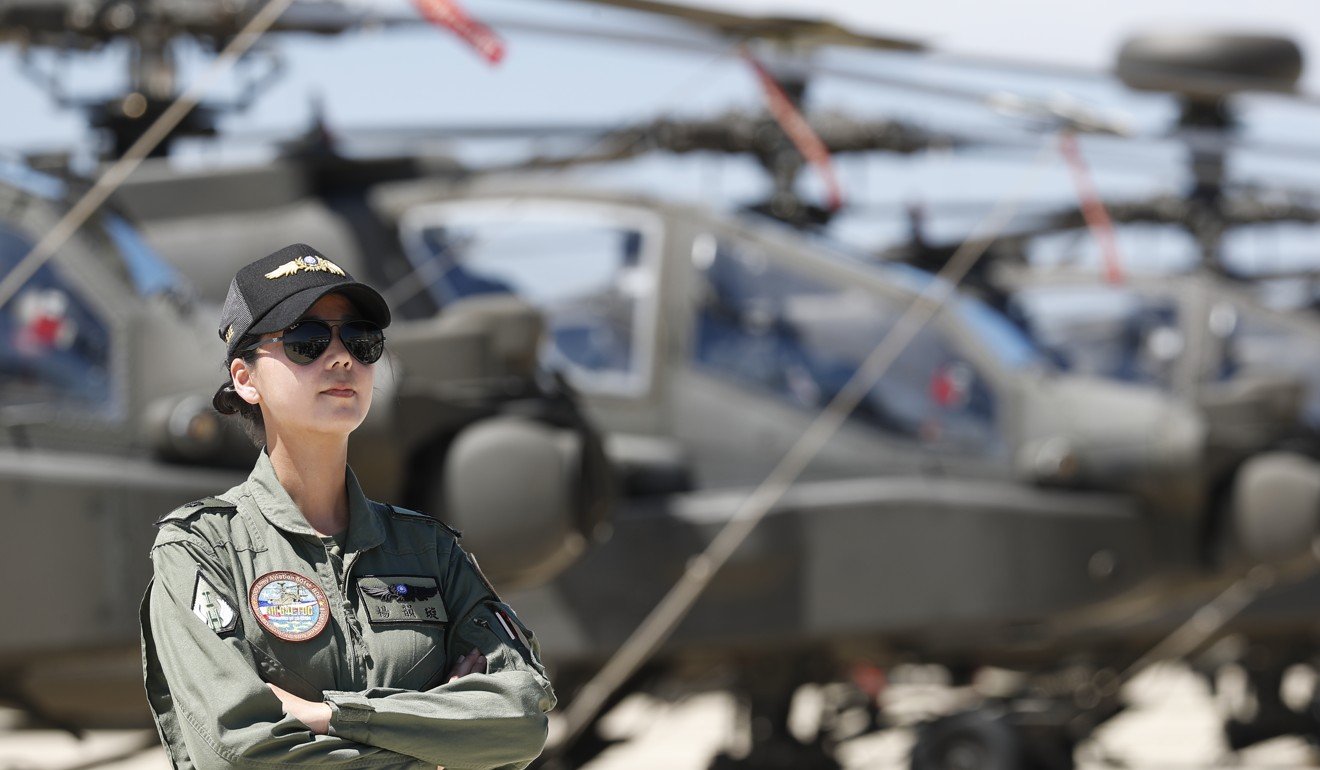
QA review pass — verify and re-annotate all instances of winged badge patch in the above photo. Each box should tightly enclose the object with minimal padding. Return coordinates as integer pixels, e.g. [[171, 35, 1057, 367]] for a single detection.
[[357, 576, 446, 624], [264, 255, 347, 280], [361, 581, 441, 602]]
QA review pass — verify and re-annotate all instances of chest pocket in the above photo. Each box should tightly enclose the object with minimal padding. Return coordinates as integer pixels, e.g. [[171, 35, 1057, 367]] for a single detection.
[[240, 569, 344, 694], [356, 575, 449, 689]]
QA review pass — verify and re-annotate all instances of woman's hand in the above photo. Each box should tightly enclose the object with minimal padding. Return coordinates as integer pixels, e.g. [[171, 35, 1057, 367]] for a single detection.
[[448, 647, 486, 682], [267, 683, 332, 735]]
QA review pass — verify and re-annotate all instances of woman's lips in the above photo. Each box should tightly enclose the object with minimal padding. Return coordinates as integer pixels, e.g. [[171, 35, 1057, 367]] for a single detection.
[[322, 388, 356, 398]]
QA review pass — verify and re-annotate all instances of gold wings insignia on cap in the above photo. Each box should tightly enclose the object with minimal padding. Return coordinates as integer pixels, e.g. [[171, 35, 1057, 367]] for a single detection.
[[264, 256, 347, 280]]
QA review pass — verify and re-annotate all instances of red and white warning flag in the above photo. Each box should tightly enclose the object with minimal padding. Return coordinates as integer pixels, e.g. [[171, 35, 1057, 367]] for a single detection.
[[1058, 131, 1124, 284], [742, 47, 844, 211], [411, 0, 506, 65]]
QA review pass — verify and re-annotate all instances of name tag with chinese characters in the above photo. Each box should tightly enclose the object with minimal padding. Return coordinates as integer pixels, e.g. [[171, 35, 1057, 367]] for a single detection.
[[356, 576, 448, 625]]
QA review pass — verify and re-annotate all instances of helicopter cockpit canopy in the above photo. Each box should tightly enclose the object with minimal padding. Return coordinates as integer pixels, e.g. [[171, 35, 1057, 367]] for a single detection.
[[399, 194, 1055, 474], [0, 218, 111, 410], [1012, 279, 1320, 429], [0, 161, 189, 416], [689, 233, 1011, 452], [0, 161, 187, 299], [400, 198, 663, 398]]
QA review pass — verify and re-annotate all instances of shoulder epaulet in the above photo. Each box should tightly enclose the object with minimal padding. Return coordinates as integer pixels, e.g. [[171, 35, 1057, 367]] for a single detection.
[[382, 503, 463, 539], [156, 496, 237, 528]]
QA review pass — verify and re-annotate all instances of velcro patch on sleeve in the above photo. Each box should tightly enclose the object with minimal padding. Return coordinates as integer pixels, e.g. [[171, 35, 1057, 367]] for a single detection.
[[489, 602, 536, 664], [192, 572, 237, 635]]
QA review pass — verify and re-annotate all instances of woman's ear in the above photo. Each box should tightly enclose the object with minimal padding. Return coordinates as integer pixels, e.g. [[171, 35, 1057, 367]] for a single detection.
[[230, 357, 260, 406]]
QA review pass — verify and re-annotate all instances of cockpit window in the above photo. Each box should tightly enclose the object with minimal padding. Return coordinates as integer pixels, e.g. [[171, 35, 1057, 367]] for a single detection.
[[0, 222, 113, 411], [692, 236, 1001, 454], [401, 202, 661, 396], [788, 227, 1047, 371], [1225, 303, 1320, 427], [0, 159, 66, 201], [954, 297, 1048, 371], [1013, 287, 1182, 388], [1, 165, 183, 300], [102, 214, 186, 297]]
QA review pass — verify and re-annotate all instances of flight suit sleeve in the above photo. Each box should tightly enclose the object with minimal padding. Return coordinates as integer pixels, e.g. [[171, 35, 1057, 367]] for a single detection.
[[322, 541, 557, 770], [142, 530, 430, 769]]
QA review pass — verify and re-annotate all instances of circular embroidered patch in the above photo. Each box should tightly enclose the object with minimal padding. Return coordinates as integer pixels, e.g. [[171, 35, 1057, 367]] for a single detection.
[[248, 571, 330, 642]]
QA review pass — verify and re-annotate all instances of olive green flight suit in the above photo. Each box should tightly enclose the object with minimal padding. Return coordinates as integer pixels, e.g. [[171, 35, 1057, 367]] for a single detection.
[[140, 452, 556, 770]]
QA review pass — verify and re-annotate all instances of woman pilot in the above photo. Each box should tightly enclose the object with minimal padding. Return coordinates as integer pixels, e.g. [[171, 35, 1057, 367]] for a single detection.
[[140, 243, 555, 769]]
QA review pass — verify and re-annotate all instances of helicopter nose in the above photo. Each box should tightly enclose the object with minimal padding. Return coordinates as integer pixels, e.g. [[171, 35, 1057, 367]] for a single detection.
[[1013, 376, 1205, 486], [1226, 451, 1320, 567]]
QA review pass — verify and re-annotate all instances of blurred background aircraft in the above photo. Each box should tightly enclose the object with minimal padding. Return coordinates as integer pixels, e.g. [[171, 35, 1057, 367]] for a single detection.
[[6, 2, 1320, 770]]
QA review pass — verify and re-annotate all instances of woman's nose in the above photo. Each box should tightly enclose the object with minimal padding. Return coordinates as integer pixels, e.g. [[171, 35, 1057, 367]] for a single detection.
[[323, 329, 353, 367]]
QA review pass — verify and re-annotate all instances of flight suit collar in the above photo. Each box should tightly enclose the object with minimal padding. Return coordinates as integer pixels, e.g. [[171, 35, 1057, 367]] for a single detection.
[[245, 449, 385, 553], [343, 464, 385, 554]]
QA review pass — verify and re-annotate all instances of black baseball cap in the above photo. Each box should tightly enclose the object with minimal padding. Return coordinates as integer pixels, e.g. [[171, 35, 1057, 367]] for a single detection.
[[218, 243, 391, 361]]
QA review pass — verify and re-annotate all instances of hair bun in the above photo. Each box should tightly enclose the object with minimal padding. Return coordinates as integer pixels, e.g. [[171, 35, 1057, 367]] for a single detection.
[[212, 383, 241, 415]]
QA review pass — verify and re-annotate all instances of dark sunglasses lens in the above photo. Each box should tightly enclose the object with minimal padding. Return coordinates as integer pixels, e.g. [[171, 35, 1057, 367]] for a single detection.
[[283, 321, 332, 364], [341, 321, 385, 364]]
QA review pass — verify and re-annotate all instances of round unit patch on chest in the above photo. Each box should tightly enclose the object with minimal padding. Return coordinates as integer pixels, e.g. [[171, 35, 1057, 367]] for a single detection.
[[249, 571, 330, 642]]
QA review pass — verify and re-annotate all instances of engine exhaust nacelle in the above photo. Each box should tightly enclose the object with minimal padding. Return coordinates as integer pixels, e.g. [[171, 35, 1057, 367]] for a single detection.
[[1227, 451, 1320, 567], [440, 415, 611, 589]]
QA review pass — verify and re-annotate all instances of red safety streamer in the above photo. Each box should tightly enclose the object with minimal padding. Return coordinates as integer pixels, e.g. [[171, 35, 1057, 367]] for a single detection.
[[411, 0, 505, 65], [742, 47, 844, 211], [1058, 131, 1124, 284]]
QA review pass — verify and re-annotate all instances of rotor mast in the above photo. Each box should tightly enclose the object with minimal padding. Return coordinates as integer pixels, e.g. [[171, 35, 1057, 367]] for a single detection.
[[97, 29, 200, 159], [0, 0, 360, 159], [1116, 33, 1304, 271]]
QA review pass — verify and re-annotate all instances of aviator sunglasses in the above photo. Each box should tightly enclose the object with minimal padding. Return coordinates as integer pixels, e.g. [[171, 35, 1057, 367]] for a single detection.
[[241, 319, 385, 365]]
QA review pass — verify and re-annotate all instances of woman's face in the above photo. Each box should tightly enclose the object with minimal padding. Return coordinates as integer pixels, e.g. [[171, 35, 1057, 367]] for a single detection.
[[235, 293, 375, 441]]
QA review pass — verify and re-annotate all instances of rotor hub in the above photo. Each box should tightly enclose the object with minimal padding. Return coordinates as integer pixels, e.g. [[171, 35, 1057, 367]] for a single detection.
[[1117, 32, 1303, 102]]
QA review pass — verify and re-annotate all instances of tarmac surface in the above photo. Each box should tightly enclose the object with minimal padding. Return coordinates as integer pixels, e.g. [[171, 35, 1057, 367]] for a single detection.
[[1, 664, 1316, 769]]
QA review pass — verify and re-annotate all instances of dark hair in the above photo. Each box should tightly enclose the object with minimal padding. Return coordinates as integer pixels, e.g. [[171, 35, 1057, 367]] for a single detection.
[[212, 337, 265, 446]]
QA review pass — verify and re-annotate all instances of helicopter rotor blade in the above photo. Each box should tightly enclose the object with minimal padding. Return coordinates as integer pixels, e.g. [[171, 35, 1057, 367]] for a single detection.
[[553, 0, 923, 52], [480, 132, 655, 173], [481, 13, 731, 56], [0, 0, 417, 46], [805, 58, 1137, 137], [514, 114, 978, 165], [927, 33, 1320, 108], [0, 0, 1158, 153], [218, 121, 618, 148], [879, 189, 1320, 279]]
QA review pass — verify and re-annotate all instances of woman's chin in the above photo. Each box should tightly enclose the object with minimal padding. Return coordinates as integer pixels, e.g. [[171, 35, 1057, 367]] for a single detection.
[[284, 411, 368, 439]]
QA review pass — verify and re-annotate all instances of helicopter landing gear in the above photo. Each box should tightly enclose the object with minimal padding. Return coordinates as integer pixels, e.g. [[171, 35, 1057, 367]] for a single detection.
[[1223, 662, 1318, 751], [708, 741, 839, 770], [708, 664, 842, 770], [534, 665, 657, 770], [910, 707, 1078, 770], [911, 711, 1022, 770]]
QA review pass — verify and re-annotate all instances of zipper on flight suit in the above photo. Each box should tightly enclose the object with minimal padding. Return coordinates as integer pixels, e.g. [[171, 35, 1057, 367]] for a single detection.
[[324, 539, 372, 682]]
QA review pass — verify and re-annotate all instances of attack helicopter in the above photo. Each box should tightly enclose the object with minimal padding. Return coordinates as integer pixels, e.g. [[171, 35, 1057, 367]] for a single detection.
[[0, 152, 609, 731], [0, 169, 609, 729], [7, 1, 1320, 769], [871, 28, 1320, 757]]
